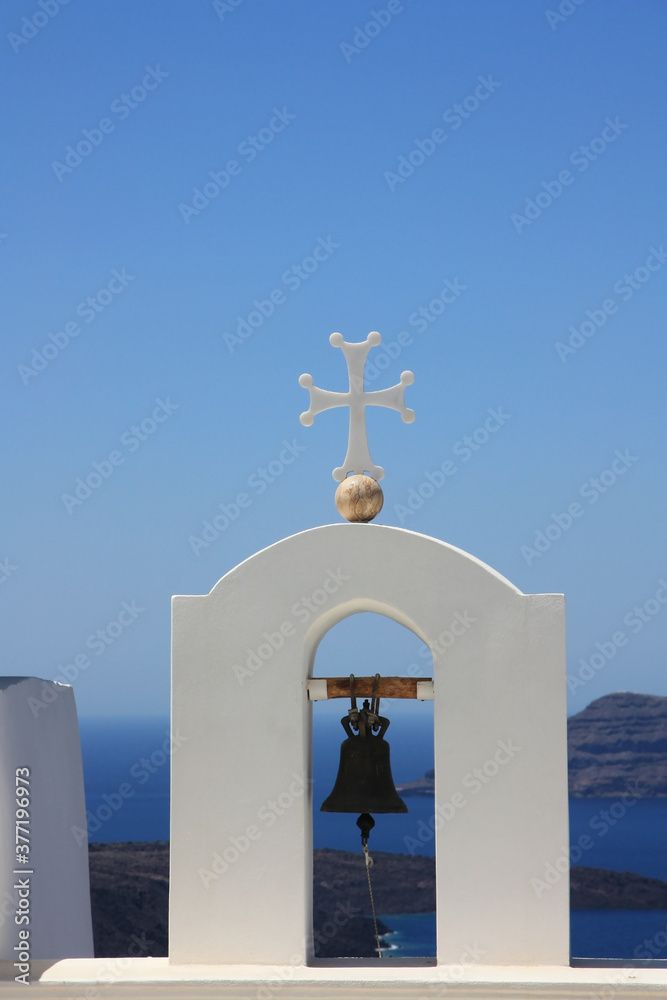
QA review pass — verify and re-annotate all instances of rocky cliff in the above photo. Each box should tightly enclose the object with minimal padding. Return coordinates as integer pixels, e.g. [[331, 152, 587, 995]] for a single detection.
[[568, 692, 667, 797], [397, 693, 667, 798]]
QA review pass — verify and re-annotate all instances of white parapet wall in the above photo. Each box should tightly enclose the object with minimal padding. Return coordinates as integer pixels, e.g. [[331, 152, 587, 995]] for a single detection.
[[0, 677, 93, 963], [8, 956, 667, 998], [170, 524, 570, 967]]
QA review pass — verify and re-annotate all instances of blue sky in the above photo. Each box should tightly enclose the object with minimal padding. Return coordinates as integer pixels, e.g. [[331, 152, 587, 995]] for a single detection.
[[2, 0, 666, 719]]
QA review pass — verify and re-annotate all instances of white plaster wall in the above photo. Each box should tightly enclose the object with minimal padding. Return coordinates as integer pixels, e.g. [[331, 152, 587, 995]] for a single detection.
[[14, 959, 667, 999], [0, 677, 93, 959], [170, 524, 568, 966]]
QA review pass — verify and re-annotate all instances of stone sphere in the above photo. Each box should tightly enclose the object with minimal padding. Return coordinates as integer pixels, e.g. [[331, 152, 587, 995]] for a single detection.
[[335, 475, 384, 522]]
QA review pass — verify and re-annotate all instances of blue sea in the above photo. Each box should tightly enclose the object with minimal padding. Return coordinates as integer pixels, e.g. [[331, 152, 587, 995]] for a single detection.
[[79, 714, 667, 961]]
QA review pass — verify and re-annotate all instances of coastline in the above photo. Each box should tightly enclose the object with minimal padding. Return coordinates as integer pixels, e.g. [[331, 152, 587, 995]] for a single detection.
[[88, 842, 667, 958]]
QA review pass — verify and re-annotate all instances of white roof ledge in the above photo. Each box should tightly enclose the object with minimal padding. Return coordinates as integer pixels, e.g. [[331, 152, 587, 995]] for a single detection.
[[8, 958, 667, 999]]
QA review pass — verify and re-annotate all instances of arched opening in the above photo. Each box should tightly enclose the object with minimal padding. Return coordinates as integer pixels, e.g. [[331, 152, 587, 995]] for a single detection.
[[310, 611, 436, 962]]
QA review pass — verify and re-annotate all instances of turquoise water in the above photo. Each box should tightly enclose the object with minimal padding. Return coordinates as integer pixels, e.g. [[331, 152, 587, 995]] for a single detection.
[[378, 913, 436, 957], [375, 911, 667, 960]]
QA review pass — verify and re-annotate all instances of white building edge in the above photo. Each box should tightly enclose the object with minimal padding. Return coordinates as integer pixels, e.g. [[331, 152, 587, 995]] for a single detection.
[[12, 957, 667, 998]]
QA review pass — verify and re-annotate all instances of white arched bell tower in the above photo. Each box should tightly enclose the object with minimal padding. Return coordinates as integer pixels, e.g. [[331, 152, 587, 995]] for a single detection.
[[170, 524, 568, 966], [169, 334, 569, 968]]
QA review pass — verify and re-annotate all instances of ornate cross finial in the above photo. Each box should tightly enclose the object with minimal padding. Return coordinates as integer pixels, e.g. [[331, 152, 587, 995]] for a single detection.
[[299, 332, 415, 482]]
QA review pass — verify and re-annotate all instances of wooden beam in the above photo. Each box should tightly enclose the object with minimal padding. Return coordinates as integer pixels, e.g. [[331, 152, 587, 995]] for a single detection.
[[307, 677, 433, 701]]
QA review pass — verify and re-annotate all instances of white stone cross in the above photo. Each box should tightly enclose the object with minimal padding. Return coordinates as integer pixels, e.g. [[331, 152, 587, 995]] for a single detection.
[[299, 332, 415, 481]]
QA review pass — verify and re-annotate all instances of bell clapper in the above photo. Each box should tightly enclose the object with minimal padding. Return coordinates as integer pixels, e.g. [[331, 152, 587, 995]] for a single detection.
[[356, 811, 375, 846]]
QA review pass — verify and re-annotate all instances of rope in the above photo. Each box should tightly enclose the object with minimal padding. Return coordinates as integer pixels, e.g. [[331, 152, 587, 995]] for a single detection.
[[363, 843, 383, 958]]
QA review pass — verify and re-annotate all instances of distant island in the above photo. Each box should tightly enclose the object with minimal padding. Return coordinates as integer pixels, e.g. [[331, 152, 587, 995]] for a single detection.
[[89, 842, 667, 958], [397, 693, 667, 798], [568, 692, 667, 797], [395, 768, 435, 796]]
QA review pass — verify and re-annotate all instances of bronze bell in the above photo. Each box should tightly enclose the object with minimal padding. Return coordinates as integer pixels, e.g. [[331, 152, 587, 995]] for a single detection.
[[321, 679, 407, 815]]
